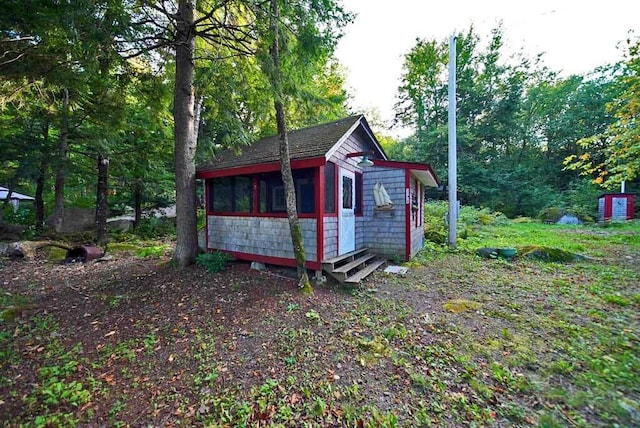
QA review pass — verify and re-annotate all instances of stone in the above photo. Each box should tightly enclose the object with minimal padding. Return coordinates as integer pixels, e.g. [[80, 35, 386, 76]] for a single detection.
[[250, 261, 266, 271], [557, 214, 582, 224], [107, 217, 134, 232], [45, 207, 94, 234]]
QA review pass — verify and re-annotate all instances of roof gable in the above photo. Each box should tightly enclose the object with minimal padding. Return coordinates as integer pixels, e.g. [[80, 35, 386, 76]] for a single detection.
[[197, 115, 385, 173]]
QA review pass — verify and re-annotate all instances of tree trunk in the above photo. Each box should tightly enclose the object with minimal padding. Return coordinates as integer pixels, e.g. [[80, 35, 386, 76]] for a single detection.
[[269, 0, 311, 292], [35, 122, 49, 231], [134, 177, 142, 228], [52, 88, 70, 233], [95, 153, 109, 248], [173, 0, 199, 268]]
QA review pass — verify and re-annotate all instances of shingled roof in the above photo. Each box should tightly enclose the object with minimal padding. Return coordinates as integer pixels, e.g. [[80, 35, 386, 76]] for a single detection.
[[197, 115, 368, 172]]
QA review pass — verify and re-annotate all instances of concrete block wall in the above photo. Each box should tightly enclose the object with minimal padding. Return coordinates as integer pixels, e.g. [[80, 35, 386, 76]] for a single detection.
[[207, 216, 317, 261]]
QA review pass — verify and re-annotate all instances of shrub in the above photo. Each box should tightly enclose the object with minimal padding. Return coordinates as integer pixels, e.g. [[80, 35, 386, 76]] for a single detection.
[[133, 217, 175, 239], [423, 201, 508, 245], [538, 206, 563, 222], [137, 245, 170, 258], [196, 251, 234, 274], [538, 206, 594, 223], [2, 206, 35, 226]]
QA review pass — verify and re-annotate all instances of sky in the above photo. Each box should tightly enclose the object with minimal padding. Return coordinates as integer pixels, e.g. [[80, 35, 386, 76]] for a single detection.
[[334, 0, 640, 137]]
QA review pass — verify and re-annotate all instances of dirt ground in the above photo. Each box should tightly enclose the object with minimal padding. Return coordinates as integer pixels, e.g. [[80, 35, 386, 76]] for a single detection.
[[1, 251, 432, 425], [1, 235, 638, 426]]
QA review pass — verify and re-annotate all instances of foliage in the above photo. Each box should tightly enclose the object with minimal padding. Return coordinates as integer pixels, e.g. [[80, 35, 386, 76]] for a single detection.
[[2, 221, 640, 425], [393, 25, 629, 217], [538, 206, 594, 223], [1, 0, 352, 263], [2, 206, 35, 226], [136, 244, 171, 259], [564, 36, 640, 188], [423, 201, 507, 246], [196, 251, 234, 274], [516, 245, 583, 262], [132, 217, 176, 240]]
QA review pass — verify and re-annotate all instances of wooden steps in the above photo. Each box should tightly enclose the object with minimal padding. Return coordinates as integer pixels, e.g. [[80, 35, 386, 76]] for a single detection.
[[322, 248, 385, 284]]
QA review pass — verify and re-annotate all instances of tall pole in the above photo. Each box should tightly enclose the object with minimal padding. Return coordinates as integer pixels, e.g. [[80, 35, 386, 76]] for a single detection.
[[448, 34, 457, 248]]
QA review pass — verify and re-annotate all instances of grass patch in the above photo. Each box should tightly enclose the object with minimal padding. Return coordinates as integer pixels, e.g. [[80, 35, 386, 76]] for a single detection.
[[2, 218, 638, 426], [442, 298, 482, 313]]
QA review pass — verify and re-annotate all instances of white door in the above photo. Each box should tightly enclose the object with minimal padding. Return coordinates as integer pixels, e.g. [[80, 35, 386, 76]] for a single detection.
[[339, 169, 356, 254]]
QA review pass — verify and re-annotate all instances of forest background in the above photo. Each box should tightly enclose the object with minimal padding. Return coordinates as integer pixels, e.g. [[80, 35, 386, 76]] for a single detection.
[[1, 0, 639, 245]]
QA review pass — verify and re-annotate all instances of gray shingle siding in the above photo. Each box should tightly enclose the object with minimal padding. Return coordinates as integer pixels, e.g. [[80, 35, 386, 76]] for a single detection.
[[362, 167, 408, 260], [330, 133, 368, 172], [323, 217, 338, 260], [207, 216, 317, 261]]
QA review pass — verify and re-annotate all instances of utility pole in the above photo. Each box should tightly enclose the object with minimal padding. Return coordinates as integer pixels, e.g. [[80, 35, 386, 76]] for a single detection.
[[448, 34, 458, 248]]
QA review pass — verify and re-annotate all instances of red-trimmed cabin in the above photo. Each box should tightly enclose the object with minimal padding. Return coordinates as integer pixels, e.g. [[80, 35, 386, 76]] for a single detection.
[[196, 115, 438, 274]]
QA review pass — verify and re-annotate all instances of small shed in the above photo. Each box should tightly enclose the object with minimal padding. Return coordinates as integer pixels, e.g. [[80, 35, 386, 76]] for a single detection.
[[598, 193, 635, 221], [196, 115, 438, 280], [0, 186, 34, 211]]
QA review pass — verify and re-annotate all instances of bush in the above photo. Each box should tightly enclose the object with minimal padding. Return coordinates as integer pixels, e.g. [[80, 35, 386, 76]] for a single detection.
[[538, 206, 594, 223], [423, 201, 508, 245], [137, 244, 170, 258], [538, 206, 563, 222], [133, 217, 175, 239], [2, 206, 35, 226], [196, 251, 234, 274]]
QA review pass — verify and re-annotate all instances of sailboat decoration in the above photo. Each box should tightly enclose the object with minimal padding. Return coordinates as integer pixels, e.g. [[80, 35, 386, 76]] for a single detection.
[[373, 182, 394, 210]]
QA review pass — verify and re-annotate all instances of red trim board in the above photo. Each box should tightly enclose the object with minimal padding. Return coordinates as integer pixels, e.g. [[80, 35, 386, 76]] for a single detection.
[[214, 250, 321, 271], [316, 166, 325, 263], [196, 157, 326, 179], [404, 169, 411, 262]]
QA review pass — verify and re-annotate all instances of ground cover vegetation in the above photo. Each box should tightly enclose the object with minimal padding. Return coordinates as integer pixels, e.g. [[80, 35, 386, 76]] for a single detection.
[[1, 213, 638, 426], [2, 4, 639, 264]]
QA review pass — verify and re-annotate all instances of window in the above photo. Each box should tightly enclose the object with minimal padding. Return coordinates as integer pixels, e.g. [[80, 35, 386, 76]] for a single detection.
[[271, 185, 286, 211], [259, 168, 315, 214], [324, 162, 335, 213], [342, 175, 353, 209], [209, 176, 252, 213]]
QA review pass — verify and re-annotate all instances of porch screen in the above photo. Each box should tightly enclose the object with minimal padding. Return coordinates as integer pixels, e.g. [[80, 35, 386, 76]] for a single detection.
[[210, 176, 252, 213], [259, 168, 315, 214], [324, 162, 335, 213]]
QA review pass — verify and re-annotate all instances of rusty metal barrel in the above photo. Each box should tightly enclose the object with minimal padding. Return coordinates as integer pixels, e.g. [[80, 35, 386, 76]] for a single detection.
[[65, 245, 103, 263]]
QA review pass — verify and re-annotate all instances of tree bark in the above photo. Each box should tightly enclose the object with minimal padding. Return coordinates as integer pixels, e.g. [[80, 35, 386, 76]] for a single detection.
[[52, 88, 69, 233], [35, 121, 49, 231], [134, 177, 142, 228], [173, 0, 199, 268], [269, 0, 312, 292], [95, 153, 109, 248]]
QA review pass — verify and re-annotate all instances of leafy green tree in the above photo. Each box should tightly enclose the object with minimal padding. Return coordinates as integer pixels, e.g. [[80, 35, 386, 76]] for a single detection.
[[255, 0, 351, 289], [565, 37, 640, 189], [394, 25, 626, 217], [1, 0, 138, 239]]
